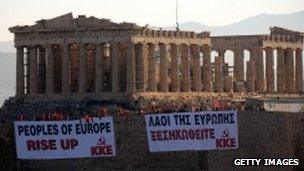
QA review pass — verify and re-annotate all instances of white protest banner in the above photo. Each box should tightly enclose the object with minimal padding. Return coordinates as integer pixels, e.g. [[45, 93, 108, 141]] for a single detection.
[[145, 111, 238, 152], [14, 117, 115, 159]]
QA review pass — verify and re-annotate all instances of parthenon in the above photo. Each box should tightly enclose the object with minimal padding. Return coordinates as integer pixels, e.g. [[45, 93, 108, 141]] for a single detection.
[[9, 13, 304, 102]]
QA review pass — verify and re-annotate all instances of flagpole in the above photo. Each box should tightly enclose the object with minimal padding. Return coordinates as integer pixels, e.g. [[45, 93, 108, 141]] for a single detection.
[[176, 0, 180, 31]]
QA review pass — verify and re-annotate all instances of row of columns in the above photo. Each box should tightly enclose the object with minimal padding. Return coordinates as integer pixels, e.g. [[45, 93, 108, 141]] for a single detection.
[[133, 43, 212, 93], [215, 49, 245, 93], [16, 42, 213, 97], [214, 47, 303, 93], [253, 47, 303, 93], [274, 48, 303, 93], [15, 43, 303, 97], [16, 43, 107, 96], [116, 43, 212, 93]]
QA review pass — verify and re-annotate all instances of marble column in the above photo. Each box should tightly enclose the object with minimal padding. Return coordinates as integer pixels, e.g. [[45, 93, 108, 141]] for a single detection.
[[78, 44, 87, 94], [95, 43, 103, 94], [46, 44, 54, 94], [234, 49, 244, 92], [16, 46, 24, 97], [218, 49, 226, 64], [215, 56, 223, 92], [246, 61, 255, 92], [181, 44, 191, 92], [218, 49, 226, 84], [249, 49, 256, 91], [234, 49, 244, 81], [143, 44, 148, 91], [277, 48, 285, 93], [159, 43, 168, 92], [170, 44, 180, 92], [254, 48, 264, 92], [147, 44, 157, 91], [265, 47, 274, 93], [38, 47, 46, 93], [61, 44, 70, 95], [202, 45, 212, 92], [295, 48, 303, 92], [285, 48, 295, 93], [191, 44, 201, 92], [126, 41, 136, 93], [136, 43, 145, 92], [29, 46, 37, 95], [224, 76, 233, 93], [111, 42, 119, 93]]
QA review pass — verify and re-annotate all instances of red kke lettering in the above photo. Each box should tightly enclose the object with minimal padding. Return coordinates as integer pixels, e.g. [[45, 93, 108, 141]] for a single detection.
[[216, 138, 236, 149], [91, 145, 113, 156]]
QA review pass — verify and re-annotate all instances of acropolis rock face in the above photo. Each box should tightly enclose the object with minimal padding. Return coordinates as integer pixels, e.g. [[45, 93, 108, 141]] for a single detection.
[[9, 13, 304, 103]]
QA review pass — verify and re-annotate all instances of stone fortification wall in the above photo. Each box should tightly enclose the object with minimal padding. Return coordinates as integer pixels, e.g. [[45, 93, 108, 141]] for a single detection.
[[0, 105, 303, 170]]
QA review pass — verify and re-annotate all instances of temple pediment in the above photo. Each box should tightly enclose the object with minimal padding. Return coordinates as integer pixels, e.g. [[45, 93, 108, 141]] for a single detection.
[[270, 26, 302, 36], [9, 13, 139, 32], [36, 13, 75, 29]]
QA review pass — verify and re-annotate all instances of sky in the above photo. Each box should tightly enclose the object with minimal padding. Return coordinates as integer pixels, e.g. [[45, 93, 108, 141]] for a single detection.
[[0, 0, 303, 41]]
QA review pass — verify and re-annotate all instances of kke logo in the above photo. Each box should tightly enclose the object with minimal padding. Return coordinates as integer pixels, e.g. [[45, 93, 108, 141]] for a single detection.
[[216, 128, 237, 149], [90, 136, 113, 156], [97, 136, 106, 146], [222, 128, 230, 138]]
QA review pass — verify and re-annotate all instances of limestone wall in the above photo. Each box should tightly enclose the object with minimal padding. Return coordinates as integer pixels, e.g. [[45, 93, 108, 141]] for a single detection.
[[0, 111, 303, 170]]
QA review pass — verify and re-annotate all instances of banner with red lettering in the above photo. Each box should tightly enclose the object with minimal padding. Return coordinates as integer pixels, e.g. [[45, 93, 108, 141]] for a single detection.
[[14, 117, 116, 159], [145, 111, 238, 152]]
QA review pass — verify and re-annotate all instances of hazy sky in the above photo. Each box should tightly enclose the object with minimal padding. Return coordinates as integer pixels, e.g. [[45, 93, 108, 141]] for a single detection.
[[1, 0, 303, 41]]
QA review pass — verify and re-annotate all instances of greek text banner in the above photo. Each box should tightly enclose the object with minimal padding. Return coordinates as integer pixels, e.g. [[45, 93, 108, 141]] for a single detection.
[[145, 111, 238, 152]]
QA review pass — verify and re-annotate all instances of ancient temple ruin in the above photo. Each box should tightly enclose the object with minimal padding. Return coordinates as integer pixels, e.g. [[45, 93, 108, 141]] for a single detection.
[[9, 13, 304, 103], [212, 28, 303, 93]]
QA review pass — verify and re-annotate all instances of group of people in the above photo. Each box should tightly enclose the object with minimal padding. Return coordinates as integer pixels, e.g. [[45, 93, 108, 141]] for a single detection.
[[17, 106, 131, 121], [140, 98, 243, 114], [17, 98, 245, 121], [18, 111, 68, 121]]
